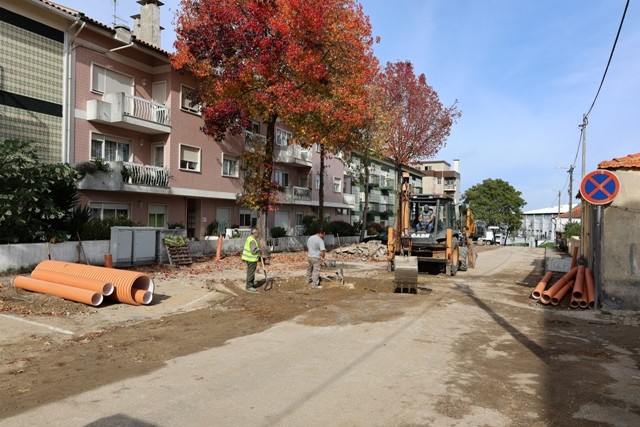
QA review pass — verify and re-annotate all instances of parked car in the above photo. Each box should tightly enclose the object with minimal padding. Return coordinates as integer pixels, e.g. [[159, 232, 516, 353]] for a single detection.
[[363, 230, 389, 245]]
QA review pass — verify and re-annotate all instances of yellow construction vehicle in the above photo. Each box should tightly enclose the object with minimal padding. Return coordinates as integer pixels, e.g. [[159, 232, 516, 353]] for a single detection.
[[387, 172, 475, 293]]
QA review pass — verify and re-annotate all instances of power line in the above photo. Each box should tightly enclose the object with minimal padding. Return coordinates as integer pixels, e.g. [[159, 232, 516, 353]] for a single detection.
[[585, 0, 630, 119]]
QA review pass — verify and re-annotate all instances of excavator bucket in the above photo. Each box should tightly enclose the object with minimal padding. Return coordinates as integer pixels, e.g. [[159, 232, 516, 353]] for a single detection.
[[394, 256, 418, 293]]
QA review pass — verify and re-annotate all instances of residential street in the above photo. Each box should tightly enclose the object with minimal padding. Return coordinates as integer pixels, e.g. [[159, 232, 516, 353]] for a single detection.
[[1, 245, 639, 426]]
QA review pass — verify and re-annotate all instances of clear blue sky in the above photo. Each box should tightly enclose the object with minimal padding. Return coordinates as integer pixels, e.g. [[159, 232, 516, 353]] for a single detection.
[[59, 0, 639, 210]]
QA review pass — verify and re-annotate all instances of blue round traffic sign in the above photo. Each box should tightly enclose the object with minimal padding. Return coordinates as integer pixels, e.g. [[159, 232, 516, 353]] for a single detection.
[[580, 170, 620, 205]]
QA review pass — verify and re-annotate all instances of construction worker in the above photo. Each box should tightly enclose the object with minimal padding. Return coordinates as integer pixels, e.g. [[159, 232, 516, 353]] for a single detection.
[[306, 229, 326, 289], [242, 228, 261, 292]]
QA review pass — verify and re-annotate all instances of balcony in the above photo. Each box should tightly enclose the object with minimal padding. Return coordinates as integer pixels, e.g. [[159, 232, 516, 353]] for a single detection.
[[121, 162, 170, 187], [367, 174, 380, 187], [443, 183, 457, 191], [379, 177, 395, 190], [274, 145, 312, 168], [276, 186, 312, 203], [343, 193, 356, 207], [87, 92, 171, 135], [78, 161, 170, 192]]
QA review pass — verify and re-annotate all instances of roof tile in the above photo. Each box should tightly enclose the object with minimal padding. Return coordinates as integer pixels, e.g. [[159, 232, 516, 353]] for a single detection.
[[598, 152, 640, 169]]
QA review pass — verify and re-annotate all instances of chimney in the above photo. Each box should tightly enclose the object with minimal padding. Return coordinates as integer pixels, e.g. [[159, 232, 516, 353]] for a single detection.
[[132, 0, 163, 48], [453, 159, 459, 172], [114, 24, 132, 44]]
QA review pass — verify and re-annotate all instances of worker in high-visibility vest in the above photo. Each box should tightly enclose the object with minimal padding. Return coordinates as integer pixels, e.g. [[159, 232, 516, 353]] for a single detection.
[[241, 228, 261, 292]]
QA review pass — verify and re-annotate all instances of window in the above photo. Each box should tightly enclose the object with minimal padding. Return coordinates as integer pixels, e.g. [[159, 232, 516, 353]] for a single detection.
[[315, 143, 321, 153], [90, 202, 130, 220], [276, 128, 291, 146], [336, 208, 349, 215], [180, 145, 200, 171], [246, 120, 260, 134], [91, 64, 134, 95], [148, 205, 167, 228], [333, 177, 341, 193], [275, 170, 290, 188], [315, 174, 321, 190], [181, 85, 201, 114], [91, 133, 130, 162], [239, 209, 257, 227], [424, 165, 432, 171], [222, 155, 239, 177], [296, 212, 304, 227], [152, 144, 164, 167]]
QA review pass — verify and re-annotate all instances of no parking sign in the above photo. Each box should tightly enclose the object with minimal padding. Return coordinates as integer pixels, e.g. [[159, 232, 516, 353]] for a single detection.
[[580, 170, 620, 205]]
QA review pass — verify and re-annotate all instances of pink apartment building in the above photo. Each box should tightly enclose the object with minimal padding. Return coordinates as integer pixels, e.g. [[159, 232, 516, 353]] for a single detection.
[[2, 0, 357, 239]]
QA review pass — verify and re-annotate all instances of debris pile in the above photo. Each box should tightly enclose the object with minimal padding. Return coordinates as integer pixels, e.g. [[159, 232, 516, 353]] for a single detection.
[[332, 242, 388, 261]]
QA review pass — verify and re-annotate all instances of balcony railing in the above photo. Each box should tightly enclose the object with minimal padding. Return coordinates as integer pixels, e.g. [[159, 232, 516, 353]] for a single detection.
[[343, 193, 356, 206], [379, 177, 395, 189], [122, 162, 170, 187], [274, 145, 312, 167], [443, 183, 457, 191], [277, 186, 312, 203], [87, 92, 171, 134], [123, 94, 171, 126]]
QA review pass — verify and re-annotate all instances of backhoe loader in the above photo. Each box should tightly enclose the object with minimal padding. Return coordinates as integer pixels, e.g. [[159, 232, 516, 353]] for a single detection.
[[387, 173, 476, 293]]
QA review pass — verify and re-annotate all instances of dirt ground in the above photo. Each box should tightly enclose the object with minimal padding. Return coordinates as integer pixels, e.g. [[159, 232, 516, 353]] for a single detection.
[[1, 244, 639, 425]]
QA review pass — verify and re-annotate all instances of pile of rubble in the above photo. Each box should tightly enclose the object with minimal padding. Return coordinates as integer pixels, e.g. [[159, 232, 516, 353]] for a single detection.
[[331, 241, 388, 261]]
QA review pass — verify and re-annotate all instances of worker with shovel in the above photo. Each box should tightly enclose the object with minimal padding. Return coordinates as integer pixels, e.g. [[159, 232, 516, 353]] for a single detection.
[[306, 229, 326, 289], [242, 228, 261, 293]]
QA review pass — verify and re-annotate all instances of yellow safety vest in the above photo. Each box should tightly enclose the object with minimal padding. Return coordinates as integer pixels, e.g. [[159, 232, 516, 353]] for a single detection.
[[242, 235, 259, 262]]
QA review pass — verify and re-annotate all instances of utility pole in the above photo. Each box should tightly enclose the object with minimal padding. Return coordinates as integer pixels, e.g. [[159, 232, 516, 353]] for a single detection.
[[579, 114, 588, 179], [568, 166, 574, 224], [558, 190, 561, 234]]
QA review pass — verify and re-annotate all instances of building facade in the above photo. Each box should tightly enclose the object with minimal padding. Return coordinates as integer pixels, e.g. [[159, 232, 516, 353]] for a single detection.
[[3, 1, 465, 240], [416, 159, 461, 203]]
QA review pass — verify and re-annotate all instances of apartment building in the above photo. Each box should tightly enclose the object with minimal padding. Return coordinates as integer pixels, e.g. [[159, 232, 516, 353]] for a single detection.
[[2, 0, 357, 239], [346, 155, 425, 228], [416, 159, 461, 203]]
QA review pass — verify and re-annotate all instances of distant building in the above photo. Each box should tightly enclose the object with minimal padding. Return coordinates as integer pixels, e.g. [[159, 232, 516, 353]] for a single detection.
[[416, 159, 461, 203], [521, 204, 572, 240]]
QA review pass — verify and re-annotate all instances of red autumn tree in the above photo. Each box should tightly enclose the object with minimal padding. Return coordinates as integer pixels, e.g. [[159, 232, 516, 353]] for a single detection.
[[171, 0, 376, 243], [376, 61, 461, 246]]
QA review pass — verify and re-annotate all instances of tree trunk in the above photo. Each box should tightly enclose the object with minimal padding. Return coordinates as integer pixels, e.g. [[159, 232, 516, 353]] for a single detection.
[[318, 147, 325, 230], [257, 114, 278, 251], [360, 161, 370, 242]]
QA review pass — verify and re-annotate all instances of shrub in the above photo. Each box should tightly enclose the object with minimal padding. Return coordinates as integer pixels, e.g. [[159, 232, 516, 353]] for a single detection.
[[168, 222, 185, 229], [367, 222, 384, 234], [206, 221, 219, 236], [565, 221, 581, 239], [270, 226, 287, 238], [327, 220, 356, 237]]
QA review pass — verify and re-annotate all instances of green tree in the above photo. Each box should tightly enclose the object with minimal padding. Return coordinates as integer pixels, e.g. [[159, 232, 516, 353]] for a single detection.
[[0, 140, 79, 243], [462, 179, 525, 236]]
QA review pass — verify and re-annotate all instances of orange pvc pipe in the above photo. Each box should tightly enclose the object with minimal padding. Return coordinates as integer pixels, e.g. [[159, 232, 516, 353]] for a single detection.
[[133, 288, 153, 305], [551, 280, 574, 306], [104, 253, 113, 268], [570, 245, 578, 269], [585, 267, 596, 309], [570, 293, 581, 309], [31, 270, 114, 296], [540, 267, 578, 304], [13, 276, 103, 306], [579, 294, 589, 309], [215, 235, 223, 262], [33, 260, 153, 306], [531, 272, 553, 300], [571, 265, 586, 299]]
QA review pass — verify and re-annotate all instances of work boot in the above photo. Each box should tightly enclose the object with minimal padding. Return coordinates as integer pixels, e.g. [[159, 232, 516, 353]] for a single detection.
[[246, 287, 257, 293], [311, 284, 322, 289]]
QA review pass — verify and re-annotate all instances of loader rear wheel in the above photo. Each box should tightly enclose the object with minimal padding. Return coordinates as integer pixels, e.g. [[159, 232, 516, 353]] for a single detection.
[[447, 238, 459, 277], [458, 246, 468, 271]]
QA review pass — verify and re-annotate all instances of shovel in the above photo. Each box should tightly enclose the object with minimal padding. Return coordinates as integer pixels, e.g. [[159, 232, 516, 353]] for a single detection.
[[261, 256, 272, 291]]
